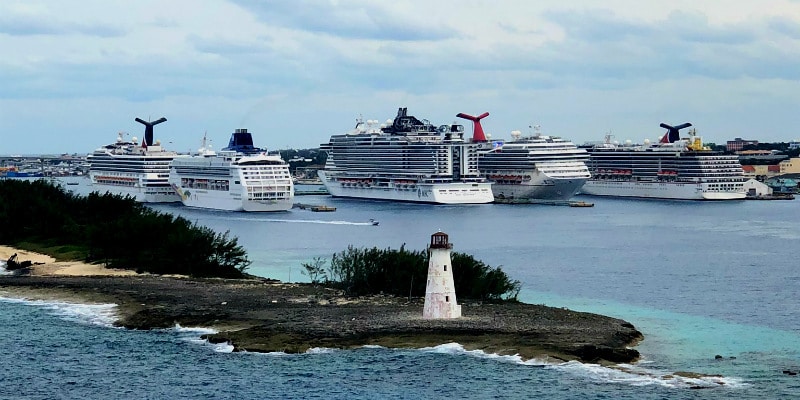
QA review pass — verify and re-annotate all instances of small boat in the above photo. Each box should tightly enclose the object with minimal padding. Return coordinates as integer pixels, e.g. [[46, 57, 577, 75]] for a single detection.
[[310, 205, 336, 212], [569, 201, 594, 207], [369, 219, 379, 226]]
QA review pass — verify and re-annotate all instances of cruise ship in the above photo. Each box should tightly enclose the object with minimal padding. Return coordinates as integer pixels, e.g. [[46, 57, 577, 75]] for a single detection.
[[580, 123, 746, 200], [459, 112, 590, 201], [169, 129, 294, 212], [87, 117, 181, 202], [318, 107, 494, 204]]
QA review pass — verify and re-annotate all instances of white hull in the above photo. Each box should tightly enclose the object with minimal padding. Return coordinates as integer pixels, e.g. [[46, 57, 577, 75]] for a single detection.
[[491, 174, 587, 201], [174, 186, 293, 212], [319, 171, 494, 204], [89, 173, 180, 203], [581, 180, 746, 200]]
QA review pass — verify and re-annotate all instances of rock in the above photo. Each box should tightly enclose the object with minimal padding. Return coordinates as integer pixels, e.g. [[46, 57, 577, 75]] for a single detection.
[[0, 275, 643, 364]]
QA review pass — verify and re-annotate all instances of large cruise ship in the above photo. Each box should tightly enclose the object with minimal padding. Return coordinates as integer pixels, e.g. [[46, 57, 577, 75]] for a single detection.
[[459, 112, 590, 201], [580, 123, 746, 200], [87, 117, 181, 202], [318, 107, 494, 204], [169, 129, 294, 212]]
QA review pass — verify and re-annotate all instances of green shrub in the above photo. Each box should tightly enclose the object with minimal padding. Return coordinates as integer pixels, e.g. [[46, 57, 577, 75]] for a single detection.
[[0, 179, 250, 278], [323, 245, 520, 301]]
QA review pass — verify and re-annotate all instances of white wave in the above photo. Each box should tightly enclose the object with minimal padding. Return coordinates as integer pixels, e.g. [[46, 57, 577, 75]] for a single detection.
[[306, 347, 338, 354], [550, 361, 748, 389], [172, 323, 217, 335], [0, 296, 118, 327], [415, 341, 747, 390], [418, 342, 530, 364], [167, 323, 234, 353]]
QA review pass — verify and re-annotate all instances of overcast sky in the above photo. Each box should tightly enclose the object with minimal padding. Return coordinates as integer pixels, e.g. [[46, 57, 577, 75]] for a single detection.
[[2, 0, 800, 155]]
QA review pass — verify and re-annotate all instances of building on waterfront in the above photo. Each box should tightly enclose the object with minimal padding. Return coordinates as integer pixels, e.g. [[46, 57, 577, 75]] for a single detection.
[[743, 178, 772, 197], [726, 137, 759, 152], [778, 157, 800, 175], [423, 232, 461, 319], [765, 177, 798, 194]]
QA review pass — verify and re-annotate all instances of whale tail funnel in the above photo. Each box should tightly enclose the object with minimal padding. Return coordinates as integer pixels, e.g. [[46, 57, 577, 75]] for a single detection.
[[456, 112, 490, 142], [135, 117, 167, 146], [658, 122, 692, 143]]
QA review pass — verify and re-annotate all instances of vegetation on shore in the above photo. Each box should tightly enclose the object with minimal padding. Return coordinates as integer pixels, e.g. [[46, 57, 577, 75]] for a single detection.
[[0, 179, 250, 278], [303, 245, 522, 301]]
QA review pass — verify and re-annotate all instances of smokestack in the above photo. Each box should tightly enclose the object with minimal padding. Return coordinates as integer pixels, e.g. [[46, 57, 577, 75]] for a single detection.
[[135, 117, 167, 146], [456, 112, 490, 142], [658, 122, 692, 143]]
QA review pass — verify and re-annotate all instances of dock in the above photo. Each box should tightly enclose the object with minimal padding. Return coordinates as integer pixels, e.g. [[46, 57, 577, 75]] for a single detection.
[[293, 203, 336, 212], [295, 187, 330, 195], [745, 194, 795, 200]]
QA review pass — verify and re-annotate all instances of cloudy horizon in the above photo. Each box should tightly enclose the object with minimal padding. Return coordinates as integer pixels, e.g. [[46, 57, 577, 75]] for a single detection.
[[2, 0, 800, 155]]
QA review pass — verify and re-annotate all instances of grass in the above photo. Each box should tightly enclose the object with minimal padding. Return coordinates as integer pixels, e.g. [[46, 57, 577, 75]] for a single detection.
[[9, 241, 89, 262]]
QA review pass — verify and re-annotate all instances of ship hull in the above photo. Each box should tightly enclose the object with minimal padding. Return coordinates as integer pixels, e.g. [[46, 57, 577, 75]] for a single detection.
[[319, 171, 494, 204], [172, 186, 293, 212], [89, 173, 181, 203], [581, 180, 746, 200], [491, 174, 587, 201]]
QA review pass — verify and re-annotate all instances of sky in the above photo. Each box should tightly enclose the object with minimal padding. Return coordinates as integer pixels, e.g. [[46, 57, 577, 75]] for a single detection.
[[2, 0, 800, 155]]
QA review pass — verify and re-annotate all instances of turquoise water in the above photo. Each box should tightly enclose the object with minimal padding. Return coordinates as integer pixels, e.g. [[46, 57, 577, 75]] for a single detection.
[[1, 178, 799, 398]]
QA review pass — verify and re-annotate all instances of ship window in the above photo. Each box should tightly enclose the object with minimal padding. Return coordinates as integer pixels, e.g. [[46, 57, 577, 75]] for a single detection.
[[445, 296, 450, 302], [444, 265, 447, 271], [235, 181, 240, 184]]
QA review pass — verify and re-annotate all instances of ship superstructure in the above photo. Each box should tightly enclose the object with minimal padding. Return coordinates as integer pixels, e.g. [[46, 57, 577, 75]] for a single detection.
[[88, 117, 181, 202], [169, 129, 294, 212], [318, 107, 494, 204], [461, 112, 590, 201], [581, 123, 746, 200]]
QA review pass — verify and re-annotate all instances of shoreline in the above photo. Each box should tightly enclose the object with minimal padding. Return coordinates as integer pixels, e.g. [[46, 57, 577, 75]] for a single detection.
[[0, 247, 642, 364]]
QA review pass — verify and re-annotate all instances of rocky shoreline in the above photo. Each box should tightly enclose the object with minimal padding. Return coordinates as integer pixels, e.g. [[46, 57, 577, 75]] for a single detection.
[[0, 274, 642, 364]]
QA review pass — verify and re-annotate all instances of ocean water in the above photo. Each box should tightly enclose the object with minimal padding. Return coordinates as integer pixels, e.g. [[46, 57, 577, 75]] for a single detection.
[[1, 177, 799, 399]]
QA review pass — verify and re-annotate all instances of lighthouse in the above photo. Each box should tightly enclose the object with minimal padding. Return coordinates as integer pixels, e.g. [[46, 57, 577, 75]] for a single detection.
[[423, 231, 461, 319]]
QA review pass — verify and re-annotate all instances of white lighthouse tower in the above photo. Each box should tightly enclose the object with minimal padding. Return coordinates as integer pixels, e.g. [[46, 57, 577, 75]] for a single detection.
[[423, 231, 461, 319]]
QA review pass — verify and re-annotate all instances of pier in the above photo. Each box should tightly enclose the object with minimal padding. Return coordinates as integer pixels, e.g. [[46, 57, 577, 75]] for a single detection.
[[294, 187, 329, 195], [493, 198, 594, 207], [293, 203, 336, 212]]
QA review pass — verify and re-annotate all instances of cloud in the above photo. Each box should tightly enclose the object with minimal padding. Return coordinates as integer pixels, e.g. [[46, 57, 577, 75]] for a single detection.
[[230, 0, 459, 41], [0, 7, 125, 37], [2, 0, 800, 154]]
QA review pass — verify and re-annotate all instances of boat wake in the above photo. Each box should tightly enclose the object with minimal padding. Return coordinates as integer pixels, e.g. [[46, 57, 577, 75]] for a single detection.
[[225, 217, 378, 226]]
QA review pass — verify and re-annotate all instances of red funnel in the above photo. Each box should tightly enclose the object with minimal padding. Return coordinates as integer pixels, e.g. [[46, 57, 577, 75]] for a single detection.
[[456, 112, 490, 142]]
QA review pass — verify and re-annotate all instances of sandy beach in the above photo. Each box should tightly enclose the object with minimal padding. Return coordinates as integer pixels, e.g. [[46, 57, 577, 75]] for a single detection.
[[0, 245, 137, 277]]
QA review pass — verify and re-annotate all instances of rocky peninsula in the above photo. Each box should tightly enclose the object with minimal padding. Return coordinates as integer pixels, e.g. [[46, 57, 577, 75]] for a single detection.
[[0, 268, 642, 364]]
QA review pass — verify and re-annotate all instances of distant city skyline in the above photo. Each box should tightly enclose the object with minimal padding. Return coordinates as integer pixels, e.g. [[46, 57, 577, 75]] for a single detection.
[[2, 0, 800, 155]]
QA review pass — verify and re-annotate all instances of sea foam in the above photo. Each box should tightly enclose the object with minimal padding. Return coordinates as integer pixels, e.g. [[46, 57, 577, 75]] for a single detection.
[[416, 341, 748, 390], [170, 323, 233, 353], [0, 296, 118, 327]]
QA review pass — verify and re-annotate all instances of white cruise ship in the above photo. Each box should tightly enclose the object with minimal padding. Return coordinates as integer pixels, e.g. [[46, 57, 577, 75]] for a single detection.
[[581, 123, 746, 200], [463, 113, 590, 201], [87, 117, 182, 203], [318, 107, 494, 204], [169, 129, 294, 212]]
